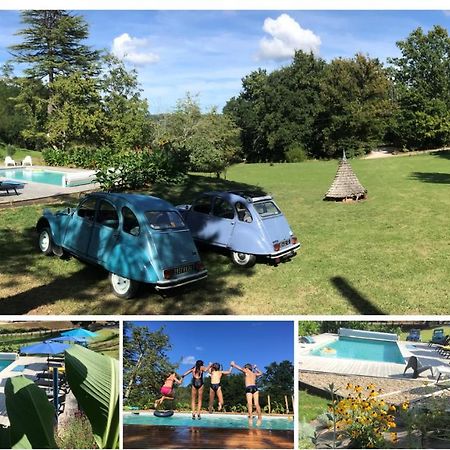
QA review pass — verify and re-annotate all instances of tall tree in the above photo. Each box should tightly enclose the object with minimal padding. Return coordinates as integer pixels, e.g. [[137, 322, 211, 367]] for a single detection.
[[259, 360, 294, 404], [9, 10, 98, 84], [387, 26, 450, 148]]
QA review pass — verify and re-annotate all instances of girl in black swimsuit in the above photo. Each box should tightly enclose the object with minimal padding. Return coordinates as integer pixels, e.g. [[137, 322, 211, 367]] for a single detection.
[[182, 360, 210, 419]]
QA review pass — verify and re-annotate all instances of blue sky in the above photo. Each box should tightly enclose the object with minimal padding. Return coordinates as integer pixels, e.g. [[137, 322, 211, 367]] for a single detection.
[[1, 11, 449, 112], [128, 320, 293, 386]]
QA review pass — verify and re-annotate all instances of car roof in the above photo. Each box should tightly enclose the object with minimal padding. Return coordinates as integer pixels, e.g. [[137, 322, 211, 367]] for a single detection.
[[87, 192, 176, 211], [203, 190, 273, 203]]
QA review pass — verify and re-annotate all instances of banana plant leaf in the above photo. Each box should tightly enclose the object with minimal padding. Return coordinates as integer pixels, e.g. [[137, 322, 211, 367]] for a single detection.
[[65, 345, 119, 449], [5, 376, 57, 449]]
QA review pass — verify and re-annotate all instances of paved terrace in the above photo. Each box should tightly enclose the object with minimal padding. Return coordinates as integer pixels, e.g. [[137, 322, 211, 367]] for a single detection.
[[0, 166, 98, 207]]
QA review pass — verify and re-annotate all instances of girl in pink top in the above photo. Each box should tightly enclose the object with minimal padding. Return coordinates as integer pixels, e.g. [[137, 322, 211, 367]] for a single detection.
[[154, 372, 182, 408]]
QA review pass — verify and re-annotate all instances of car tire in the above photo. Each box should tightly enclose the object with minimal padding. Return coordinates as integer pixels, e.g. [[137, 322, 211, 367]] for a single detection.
[[231, 251, 257, 268], [109, 272, 140, 299], [38, 227, 54, 256]]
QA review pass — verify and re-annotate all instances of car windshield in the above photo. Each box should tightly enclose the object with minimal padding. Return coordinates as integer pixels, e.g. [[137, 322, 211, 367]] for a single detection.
[[146, 211, 186, 230], [253, 200, 281, 218]]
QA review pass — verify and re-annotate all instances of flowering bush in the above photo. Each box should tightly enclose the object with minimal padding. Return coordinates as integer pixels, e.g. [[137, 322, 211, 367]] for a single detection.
[[327, 383, 409, 448]]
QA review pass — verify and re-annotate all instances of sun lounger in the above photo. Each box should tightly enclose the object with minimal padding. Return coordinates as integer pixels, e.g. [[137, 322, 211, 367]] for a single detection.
[[0, 180, 25, 195], [428, 329, 446, 346], [403, 356, 434, 379], [4, 156, 16, 167], [22, 155, 32, 166], [434, 365, 450, 382], [406, 329, 421, 342], [299, 336, 316, 344]]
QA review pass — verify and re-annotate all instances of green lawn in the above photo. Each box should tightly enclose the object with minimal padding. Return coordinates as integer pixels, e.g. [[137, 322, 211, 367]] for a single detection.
[[0, 151, 449, 314], [299, 390, 329, 422]]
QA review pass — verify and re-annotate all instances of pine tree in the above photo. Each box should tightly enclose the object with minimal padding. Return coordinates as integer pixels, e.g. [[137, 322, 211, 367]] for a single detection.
[[9, 10, 98, 83]]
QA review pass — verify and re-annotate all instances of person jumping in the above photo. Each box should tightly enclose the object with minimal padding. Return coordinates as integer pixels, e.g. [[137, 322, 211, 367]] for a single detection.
[[208, 362, 232, 413], [182, 360, 211, 419], [154, 372, 182, 409]]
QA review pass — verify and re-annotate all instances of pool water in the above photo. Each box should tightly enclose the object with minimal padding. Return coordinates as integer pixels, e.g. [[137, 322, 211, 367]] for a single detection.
[[124, 412, 294, 430], [0, 168, 65, 186], [310, 336, 405, 364], [0, 359, 15, 373]]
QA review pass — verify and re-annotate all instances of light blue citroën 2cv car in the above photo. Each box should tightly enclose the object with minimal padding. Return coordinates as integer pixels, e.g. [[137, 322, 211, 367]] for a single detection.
[[36, 192, 207, 298], [178, 191, 300, 268]]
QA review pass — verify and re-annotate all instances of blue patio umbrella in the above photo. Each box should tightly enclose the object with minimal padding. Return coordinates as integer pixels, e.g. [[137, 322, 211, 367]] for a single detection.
[[61, 328, 98, 339], [20, 340, 70, 355], [52, 336, 87, 344]]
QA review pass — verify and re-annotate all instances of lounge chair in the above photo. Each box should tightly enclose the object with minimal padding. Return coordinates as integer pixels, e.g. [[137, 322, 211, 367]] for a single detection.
[[428, 329, 446, 346], [4, 156, 16, 167], [406, 329, 421, 342], [0, 180, 25, 195], [403, 356, 434, 379], [299, 336, 316, 344], [434, 365, 450, 382], [22, 155, 32, 166]]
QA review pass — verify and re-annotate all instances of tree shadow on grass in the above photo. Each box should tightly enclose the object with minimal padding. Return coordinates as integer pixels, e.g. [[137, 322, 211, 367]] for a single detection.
[[431, 150, 450, 160], [0, 221, 246, 316], [330, 276, 385, 315], [410, 172, 450, 184]]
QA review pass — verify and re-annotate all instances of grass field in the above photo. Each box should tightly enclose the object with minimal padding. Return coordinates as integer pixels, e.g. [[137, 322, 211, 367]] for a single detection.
[[299, 390, 329, 423], [0, 148, 44, 165], [0, 151, 449, 315]]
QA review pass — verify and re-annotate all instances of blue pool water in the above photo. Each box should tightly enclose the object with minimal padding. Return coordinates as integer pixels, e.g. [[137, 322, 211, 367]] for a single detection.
[[0, 359, 15, 373], [310, 336, 404, 364], [0, 168, 65, 186], [124, 413, 294, 430]]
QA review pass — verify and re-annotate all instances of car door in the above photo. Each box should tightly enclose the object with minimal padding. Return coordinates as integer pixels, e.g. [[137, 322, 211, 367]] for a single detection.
[[185, 194, 213, 241], [205, 197, 236, 246], [63, 197, 97, 256], [88, 199, 120, 264]]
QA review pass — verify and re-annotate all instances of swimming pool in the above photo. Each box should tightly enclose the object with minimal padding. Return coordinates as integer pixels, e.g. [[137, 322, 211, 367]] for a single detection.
[[123, 412, 294, 430], [0, 168, 95, 187], [310, 336, 405, 364], [0, 353, 17, 374]]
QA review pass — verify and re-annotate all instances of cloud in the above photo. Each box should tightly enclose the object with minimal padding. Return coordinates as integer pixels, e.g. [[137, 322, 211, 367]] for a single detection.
[[257, 14, 321, 61], [181, 356, 196, 365], [195, 346, 204, 351], [112, 33, 160, 65]]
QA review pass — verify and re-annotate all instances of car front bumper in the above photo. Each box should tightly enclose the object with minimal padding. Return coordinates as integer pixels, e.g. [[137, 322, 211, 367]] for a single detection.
[[155, 269, 208, 290]]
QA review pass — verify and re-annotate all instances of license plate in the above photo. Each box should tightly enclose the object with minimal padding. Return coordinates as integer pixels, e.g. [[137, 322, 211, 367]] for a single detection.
[[280, 239, 290, 248], [174, 264, 194, 275]]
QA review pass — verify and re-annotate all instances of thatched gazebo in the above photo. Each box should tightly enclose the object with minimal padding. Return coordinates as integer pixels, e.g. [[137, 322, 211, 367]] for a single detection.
[[324, 152, 367, 201]]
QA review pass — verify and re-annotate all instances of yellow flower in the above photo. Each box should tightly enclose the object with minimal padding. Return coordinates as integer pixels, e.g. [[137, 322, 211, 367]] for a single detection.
[[402, 402, 409, 410], [346, 383, 353, 390], [389, 405, 396, 412], [391, 432, 399, 443], [355, 385, 363, 392]]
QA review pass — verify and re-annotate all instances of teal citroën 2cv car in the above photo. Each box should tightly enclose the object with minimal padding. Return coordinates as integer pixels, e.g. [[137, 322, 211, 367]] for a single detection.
[[36, 192, 207, 298]]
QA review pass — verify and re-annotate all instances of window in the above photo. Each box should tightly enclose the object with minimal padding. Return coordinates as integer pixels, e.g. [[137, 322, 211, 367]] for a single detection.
[[212, 197, 234, 220], [122, 207, 140, 236], [192, 196, 212, 214], [235, 202, 253, 223], [253, 201, 281, 218], [77, 197, 97, 222], [97, 200, 119, 229], [146, 211, 185, 230]]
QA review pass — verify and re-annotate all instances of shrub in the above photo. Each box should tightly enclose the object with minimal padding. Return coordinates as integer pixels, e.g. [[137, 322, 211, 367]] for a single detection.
[[285, 145, 307, 163], [326, 382, 407, 448], [298, 322, 321, 336]]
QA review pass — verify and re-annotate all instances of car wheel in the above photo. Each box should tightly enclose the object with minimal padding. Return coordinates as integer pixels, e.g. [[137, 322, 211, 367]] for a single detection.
[[231, 251, 257, 268], [109, 273, 140, 299], [38, 227, 53, 256]]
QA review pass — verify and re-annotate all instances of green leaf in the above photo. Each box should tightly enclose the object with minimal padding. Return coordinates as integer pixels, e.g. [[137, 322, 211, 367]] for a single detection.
[[5, 376, 57, 449], [65, 345, 119, 449], [0, 425, 11, 448]]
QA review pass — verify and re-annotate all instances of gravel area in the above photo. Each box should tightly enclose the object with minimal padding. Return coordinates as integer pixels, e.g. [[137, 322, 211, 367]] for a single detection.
[[300, 371, 450, 404]]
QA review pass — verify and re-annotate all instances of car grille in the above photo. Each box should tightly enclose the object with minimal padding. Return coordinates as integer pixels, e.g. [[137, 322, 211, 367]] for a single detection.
[[174, 264, 194, 275]]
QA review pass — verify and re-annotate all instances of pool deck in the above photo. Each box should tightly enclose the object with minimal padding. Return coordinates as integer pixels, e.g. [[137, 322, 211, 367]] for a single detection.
[[0, 165, 98, 207], [0, 355, 48, 426], [123, 424, 294, 449], [299, 333, 450, 379]]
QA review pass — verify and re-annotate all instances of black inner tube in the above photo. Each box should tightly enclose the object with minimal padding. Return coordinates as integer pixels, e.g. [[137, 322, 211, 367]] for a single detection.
[[154, 410, 174, 418]]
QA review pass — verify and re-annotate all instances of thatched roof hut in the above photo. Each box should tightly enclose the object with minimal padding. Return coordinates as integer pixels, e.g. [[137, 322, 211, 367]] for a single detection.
[[324, 152, 367, 201]]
